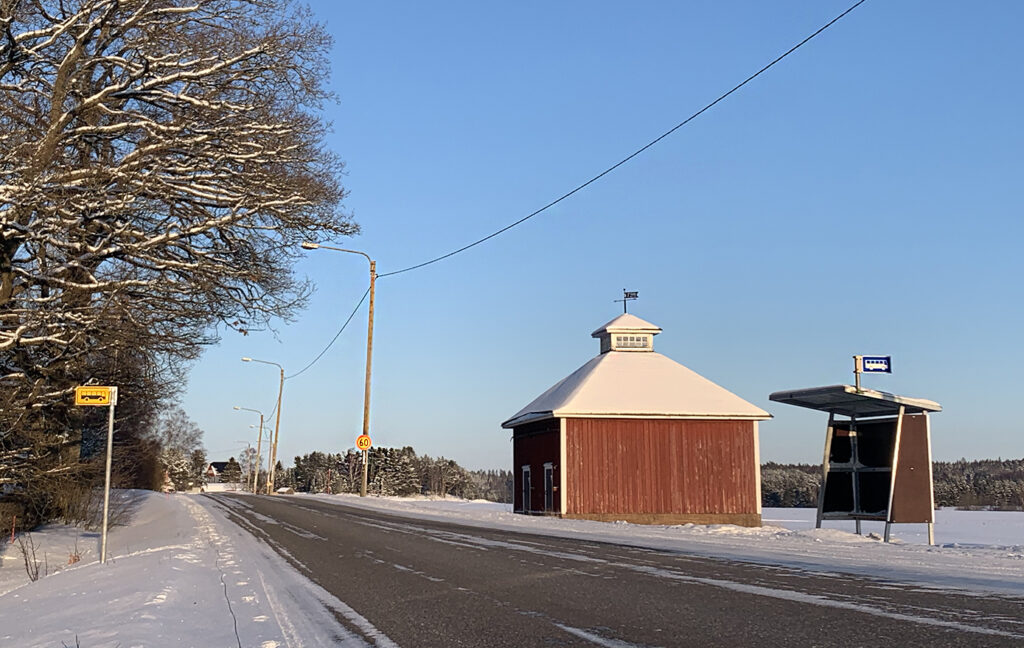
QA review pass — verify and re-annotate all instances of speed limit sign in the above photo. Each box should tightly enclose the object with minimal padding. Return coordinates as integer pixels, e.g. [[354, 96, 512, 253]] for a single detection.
[[356, 434, 372, 451]]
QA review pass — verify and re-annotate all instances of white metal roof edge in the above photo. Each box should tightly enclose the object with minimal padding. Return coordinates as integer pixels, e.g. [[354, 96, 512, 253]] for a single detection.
[[502, 410, 771, 428], [555, 411, 772, 421]]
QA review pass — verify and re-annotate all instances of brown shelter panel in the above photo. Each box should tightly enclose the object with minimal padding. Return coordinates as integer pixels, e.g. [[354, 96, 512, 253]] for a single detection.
[[512, 419, 560, 514], [565, 418, 758, 525], [890, 413, 934, 523]]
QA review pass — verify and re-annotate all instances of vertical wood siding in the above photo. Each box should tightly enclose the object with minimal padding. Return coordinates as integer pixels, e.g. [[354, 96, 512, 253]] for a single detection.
[[565, 418, 757, 515], [512, 419, 561, 513]]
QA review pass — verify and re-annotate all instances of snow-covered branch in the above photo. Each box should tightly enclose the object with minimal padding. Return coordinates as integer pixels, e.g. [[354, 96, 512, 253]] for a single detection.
[[2, 0, 354, 499]]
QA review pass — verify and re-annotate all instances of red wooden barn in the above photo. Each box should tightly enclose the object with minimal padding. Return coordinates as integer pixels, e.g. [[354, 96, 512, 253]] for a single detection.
[[502, 314, 771, 526]]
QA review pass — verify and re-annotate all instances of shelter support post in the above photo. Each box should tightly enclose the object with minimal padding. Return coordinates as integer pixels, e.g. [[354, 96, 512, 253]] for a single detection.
[[849, 416, 859, 530], [816, 413, 835, 529], [883, 405, 906, 543]]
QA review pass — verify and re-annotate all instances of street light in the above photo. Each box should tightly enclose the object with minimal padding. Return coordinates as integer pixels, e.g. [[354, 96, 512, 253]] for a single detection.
[[301, 241, 376, 497], [233, 405, 264, 493], [241, 357, 285, 494]]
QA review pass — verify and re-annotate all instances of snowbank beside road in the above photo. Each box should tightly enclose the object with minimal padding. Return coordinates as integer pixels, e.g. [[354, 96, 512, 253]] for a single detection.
[[0, 491, 392, 647]]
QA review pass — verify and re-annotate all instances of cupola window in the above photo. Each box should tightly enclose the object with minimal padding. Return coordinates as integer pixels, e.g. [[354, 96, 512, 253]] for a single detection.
[[615, 335, 649, 349]]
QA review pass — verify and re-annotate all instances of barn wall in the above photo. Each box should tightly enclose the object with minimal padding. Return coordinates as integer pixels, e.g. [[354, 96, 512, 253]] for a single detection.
[[512, 419, 561, 514], [565, 418, 759, 526]]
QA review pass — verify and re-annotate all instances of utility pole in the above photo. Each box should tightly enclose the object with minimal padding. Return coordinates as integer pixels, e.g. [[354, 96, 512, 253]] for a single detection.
[[270, 365, 284, 493], [300, 242, 377, 498], [361, 259, 376, 497], [241, 358, 285, 494]]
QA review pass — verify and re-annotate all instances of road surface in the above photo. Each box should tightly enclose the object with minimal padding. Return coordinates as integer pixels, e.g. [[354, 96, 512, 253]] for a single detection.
[[207, 494, 1024, 647]]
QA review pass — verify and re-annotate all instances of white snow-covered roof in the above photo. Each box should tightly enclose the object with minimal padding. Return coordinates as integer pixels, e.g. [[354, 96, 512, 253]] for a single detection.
[[502, 349, 771, 428], [590, 313, 662, 337]]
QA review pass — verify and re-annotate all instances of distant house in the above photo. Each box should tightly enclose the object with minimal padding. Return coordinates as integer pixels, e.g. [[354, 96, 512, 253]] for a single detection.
[[502, 314, 771, 527], [205, 462, 229, 483], [204, 461, 242, 492]]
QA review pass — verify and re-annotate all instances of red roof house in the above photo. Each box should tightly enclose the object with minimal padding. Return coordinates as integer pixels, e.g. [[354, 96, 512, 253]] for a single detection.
[[502, 314, 771, 526]]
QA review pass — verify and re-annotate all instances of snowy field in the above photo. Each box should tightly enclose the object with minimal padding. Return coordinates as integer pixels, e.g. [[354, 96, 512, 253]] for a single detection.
[[0, 491, 1022, 647]]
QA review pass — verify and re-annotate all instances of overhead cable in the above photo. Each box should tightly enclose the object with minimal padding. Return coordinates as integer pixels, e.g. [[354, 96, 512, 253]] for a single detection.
[[285, 287, 371, 380], [378, 0, 867, 278], [283, 0, 867, 377]]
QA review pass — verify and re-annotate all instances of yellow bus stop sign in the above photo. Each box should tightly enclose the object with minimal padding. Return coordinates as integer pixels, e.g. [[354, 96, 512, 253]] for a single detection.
[[75, 386, 115, 406]]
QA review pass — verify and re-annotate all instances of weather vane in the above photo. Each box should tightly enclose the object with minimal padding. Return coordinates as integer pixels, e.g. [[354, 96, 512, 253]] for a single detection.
[[614, 289, 638, 313]]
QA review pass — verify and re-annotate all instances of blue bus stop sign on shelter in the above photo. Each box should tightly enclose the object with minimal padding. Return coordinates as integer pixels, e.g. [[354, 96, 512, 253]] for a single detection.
[[858, 355, 891, 374]]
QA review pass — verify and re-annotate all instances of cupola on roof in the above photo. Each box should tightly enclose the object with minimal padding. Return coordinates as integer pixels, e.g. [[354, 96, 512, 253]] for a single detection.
[[502, 315, 770, 428], [591, 313, 662, 354]]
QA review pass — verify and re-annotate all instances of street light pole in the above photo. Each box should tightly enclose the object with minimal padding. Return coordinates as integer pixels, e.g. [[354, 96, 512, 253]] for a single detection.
[[301, 241, 376, 497], [233, 406, 264, 493], [241, 357, 285, 494]]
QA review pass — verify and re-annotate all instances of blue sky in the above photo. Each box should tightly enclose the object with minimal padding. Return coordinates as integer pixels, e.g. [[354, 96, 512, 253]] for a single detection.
[[184, 1, 1024, 469]]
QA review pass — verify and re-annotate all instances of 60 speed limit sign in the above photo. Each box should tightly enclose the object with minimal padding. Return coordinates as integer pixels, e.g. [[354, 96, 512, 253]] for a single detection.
[[356, 434, 372, 451]]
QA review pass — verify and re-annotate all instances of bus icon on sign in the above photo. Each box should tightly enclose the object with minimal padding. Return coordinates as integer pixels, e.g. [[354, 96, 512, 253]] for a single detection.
[[860, 356, 892, 373], [74, 385, 114, 406]]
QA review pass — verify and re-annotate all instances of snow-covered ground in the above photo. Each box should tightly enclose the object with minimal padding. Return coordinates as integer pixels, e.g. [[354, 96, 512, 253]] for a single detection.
[[0, 491, 397, 647], [1, 491, 1022, 647]]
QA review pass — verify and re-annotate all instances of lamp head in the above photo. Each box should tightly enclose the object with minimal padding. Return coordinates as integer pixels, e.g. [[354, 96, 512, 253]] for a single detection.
[[241, 357, 252, 362], [233, 406, 241, 410], [300, 241, 320, 250]]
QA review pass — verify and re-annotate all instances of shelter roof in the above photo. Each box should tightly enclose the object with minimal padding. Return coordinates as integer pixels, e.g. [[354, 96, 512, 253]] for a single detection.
[[502, 351, 770, 428], [768, 384, 941, 418]]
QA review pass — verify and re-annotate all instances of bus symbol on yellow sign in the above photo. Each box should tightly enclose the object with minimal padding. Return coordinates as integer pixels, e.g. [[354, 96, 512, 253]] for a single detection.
[[75, 386, 115, 406]]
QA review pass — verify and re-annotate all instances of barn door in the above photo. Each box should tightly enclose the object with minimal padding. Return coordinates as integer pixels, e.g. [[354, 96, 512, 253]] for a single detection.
[[520, 465, 531, 513], [543, 463, 554, 512]]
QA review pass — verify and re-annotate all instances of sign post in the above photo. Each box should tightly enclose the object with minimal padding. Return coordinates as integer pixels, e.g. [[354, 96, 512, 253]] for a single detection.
[[852, 355, 891, 391], [356, 434, 372, 496], [75, 386, 118, 563]]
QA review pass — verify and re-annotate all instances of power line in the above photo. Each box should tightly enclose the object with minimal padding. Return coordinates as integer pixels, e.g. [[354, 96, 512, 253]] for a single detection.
[[378, 0, 867, 278], [277, 1, 867, 378], [285, 287, 370, 380]]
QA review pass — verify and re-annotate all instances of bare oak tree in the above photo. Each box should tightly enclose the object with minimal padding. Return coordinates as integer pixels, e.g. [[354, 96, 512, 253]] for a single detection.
[[1, 0, 354, 515], [146, 405, 203, 490]]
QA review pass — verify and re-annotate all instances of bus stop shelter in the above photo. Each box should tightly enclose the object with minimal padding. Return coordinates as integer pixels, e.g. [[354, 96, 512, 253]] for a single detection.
[[769, 384, 942, 544]]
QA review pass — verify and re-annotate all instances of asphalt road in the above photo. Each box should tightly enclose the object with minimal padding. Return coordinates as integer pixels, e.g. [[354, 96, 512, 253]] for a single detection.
[[207, 494, 1024, 647]]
